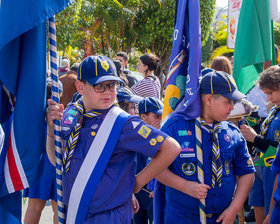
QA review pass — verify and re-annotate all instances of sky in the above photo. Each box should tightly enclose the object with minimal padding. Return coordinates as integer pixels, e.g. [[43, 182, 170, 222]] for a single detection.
[[216, 0, 280, 8]]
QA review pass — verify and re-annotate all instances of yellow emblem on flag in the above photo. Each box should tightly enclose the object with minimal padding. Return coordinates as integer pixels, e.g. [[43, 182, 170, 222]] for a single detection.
[[138, 125, 152, 139], [157, 135, 164, 142], [101, 60, 109, 71], [150, 138, 157, 146]]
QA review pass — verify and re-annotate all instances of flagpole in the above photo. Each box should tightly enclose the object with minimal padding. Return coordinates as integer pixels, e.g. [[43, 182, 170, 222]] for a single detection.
[[48, 16, 65, 224], [195, 117, 206, 224]]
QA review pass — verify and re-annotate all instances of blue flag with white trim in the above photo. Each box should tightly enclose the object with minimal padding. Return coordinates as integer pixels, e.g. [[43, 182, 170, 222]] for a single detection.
[[0, 0, 72, 222], [162, 0, 201, 122]]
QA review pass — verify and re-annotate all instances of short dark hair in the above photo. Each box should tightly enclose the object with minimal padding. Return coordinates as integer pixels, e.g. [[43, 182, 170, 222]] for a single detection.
[[117, 51, 128, 61], [259, 65, 280, 90], [119, 101, 129, 112]]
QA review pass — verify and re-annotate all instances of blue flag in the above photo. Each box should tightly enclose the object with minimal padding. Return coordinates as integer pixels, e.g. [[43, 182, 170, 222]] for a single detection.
[[162, 0, 201, 122], [0, 0, 72, 222], [155, 0, 201, 223]]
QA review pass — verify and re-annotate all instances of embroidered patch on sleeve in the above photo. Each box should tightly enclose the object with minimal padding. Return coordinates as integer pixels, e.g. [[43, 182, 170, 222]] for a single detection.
[[138, 125, 152, 139]]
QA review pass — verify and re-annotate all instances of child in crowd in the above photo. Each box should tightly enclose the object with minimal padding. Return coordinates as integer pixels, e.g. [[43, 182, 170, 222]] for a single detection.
[[46, 55, 181, 224], [241, 65, 280, 223], [116, 88, 143, 116], [134, 97, 164, 224], [24, 78, 63, 224], [155, 69, 255, 223]]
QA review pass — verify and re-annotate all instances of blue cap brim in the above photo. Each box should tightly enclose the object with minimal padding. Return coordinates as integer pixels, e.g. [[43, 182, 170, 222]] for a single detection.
[[130, 95, 144, 104], [222, 89, 246, 102], [151, 108, 163, 115], [87, 75, 125, 86]]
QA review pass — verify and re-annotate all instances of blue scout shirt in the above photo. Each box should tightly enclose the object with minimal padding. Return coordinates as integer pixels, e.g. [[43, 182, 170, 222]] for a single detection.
[[161, 115, 255, 216], [272, 146, 280, 204], [261, 110, 280, 145], [61, 103, 168, 220]]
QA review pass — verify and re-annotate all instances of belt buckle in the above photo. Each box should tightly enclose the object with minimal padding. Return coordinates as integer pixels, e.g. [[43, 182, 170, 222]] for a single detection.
[[206, 214, 213, 218]]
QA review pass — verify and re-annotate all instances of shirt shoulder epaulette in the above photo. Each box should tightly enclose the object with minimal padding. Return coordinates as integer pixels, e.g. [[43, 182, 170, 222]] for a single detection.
[[220, 121, 240, 133]]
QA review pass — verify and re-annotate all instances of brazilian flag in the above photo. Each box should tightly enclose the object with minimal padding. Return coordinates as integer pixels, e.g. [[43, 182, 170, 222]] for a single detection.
[[255, 146, 278, 167]]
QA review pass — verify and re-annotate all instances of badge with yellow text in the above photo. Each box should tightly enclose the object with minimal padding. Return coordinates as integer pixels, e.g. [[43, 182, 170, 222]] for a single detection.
[[138, 125, 152, 139]]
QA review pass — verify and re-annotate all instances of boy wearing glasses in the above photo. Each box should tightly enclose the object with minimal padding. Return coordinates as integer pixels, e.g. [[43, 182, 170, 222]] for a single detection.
[[46, 55, 180, 224]]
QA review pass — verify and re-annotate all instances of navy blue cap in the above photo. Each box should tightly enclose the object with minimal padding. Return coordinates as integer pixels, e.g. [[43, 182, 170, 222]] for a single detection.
[[78, 55, 125, 86], [200, 68, 245, 101], [117, 89, 143, 104], [138, 97, 163, 115]]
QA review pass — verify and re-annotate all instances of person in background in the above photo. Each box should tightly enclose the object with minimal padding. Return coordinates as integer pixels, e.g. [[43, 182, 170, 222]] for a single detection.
[[241, 65, 280, 224], [116, 51, 137, 88], [59, 70, 78, 108], [116, 89, 143, 116], [113, 59, 129, 86], [130, 53, 161, 99], [134, 97, 164, 224], [70, 62, 80, 73], [210, 56, 232, 76], [58, 58, 70, 77]]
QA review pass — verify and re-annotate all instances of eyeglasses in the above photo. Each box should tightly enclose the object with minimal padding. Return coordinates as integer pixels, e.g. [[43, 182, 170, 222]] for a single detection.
[[92, 82, 120, 93]]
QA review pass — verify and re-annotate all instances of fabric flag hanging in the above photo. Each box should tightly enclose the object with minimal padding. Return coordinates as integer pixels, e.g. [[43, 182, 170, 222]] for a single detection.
[[155, 0, 202, 223], [232, 0, 279, 94], [162, 0, 201, 122], [0, 0, 72, 222]]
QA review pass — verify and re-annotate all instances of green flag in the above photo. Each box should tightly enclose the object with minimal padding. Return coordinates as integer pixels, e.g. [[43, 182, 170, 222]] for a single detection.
[[255, 146, 278, 167], [233, 0, 273, 94]]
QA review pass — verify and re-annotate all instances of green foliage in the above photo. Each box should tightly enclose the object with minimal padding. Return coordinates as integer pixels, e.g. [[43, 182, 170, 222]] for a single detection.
[[210, 45, 234, 60], [133, 0, 175, 81], [274, 22, 280, 47], [214, 20, 227, 47], [200, 0, 216, 46], [201, 32, 213, 65]]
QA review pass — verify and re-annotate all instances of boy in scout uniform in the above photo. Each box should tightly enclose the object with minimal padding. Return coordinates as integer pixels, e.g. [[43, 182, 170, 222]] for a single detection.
[[134, 97, 164, 224], [156, 69, 255, 224], [46, 55, 181, 224]]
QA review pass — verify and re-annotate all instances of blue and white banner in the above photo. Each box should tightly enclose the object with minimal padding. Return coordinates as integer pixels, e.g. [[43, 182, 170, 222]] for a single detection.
[[0, 0, 72, 222]]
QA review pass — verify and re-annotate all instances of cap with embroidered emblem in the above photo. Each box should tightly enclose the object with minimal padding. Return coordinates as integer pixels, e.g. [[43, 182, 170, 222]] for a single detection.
[[200, 68, 245, 101], [138, 97, 163, 115], [78, 55, 125, 86]]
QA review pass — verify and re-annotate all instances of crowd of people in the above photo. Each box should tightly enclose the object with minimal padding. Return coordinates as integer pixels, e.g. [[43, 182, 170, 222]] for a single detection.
[[18, 51, 280, 224]]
